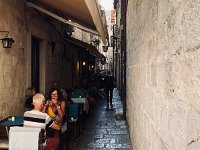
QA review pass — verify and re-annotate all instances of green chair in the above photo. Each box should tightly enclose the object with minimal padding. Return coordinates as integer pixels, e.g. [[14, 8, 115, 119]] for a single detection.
[[67, 103, 80, 141]]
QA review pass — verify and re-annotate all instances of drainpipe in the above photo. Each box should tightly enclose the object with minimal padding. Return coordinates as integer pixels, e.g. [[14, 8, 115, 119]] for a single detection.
[[121, 0, 127, 120]]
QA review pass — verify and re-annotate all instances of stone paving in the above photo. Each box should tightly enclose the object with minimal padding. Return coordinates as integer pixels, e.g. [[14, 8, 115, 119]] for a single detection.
[[68, 88, 132, 150]]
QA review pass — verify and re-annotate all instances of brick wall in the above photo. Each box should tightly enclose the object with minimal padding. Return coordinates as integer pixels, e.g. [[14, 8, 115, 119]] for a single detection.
[[126, 0, 200, 150]]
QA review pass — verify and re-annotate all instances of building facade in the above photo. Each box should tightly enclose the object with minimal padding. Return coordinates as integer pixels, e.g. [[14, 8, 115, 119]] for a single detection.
[[0, 0, 106, 118]]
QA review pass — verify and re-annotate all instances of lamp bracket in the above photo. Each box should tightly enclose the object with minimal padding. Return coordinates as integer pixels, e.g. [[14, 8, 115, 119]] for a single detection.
[[0, 31, 9, 39]]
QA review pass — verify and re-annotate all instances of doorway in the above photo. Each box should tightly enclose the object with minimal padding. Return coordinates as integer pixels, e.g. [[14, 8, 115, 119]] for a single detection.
[[31, 36, 40, 92]]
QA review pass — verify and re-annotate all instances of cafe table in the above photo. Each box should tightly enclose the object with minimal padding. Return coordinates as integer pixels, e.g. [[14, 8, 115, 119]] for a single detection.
[[71, 97, 89, 114], [0, 116, 24, 126]]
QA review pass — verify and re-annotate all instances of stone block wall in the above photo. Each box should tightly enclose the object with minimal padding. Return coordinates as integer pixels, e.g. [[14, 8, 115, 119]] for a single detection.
[[126, 0, 200, 150], [0, 0, 26, 117]]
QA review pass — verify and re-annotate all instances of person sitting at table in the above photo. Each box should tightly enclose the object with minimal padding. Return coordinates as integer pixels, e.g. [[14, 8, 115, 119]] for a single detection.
[[45, 88, 66, 143], [46, 88, 66, 122], [24, 87, 36, 111], [78, 77, 96, 107], [24, 93, 61, 150], [52, 80, 68, 100]]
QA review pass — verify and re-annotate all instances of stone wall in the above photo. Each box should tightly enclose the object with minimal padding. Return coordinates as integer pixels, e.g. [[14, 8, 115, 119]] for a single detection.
[[0, 0, 27, 117], [126, 0, 200, 150], [114, 0, 122, 88]]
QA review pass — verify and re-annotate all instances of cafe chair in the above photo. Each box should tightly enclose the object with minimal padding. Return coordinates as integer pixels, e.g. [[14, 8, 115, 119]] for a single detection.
[[97, 88, 106, 100], [9, 126, 41, 150], [39, 129, 47, 150], [59, 123, 68, 150], [71, 97, 89, 114], [0, 125, 9, 149], [59, 115, 68, 150], [67, 103, 80, 141], [78, 103, 84, 132]]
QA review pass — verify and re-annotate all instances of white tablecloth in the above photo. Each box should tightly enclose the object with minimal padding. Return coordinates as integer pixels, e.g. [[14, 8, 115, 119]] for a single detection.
[[9, 127, 41, 150]]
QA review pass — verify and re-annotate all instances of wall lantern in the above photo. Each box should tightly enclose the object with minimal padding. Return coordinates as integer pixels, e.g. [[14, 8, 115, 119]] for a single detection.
[[2, 38, 15, 48], [83, 61, 86, 66], [92, 38, 100, 47], [64, 24, 75, 37], [0, 31, 15, 48]]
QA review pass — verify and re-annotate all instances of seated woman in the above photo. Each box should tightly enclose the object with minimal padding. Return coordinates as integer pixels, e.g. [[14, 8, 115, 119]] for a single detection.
[[44, 88, 66, 139], [46, 88, 66, 123]]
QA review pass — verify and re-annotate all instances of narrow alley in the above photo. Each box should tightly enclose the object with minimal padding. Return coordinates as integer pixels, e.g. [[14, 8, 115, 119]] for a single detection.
[[68, 89, 132, 150], [1, 0, 200, 149]]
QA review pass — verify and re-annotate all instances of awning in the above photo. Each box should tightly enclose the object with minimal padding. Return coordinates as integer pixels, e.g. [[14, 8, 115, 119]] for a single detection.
[[65, 37, 105, 59], [27, 0, 108, 45]]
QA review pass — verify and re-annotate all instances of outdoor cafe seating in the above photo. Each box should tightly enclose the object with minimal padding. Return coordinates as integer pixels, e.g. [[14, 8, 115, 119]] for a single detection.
[[71, 89, 89, 114], [0, 116, 24, 149], [67, 103, 80, 141], [0, 88, 91, 149], [9, 126, 42, 150], [0, 116, 51, 150]]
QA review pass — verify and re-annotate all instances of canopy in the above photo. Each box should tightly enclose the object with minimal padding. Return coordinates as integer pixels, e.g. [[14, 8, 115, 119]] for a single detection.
[[65, 37, 105, 59], [29, 0, 108, 45]]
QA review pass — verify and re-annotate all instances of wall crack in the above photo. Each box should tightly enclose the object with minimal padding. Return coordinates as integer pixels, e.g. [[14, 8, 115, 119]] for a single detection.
[[187, 137, 199, 146]]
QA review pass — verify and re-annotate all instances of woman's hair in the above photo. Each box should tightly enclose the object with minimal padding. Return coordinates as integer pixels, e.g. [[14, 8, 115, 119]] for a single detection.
[[49, 88, 62, 101]]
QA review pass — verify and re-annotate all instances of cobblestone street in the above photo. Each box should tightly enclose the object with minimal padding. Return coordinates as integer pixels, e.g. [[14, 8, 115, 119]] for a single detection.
[[68, 89, 132, 150]]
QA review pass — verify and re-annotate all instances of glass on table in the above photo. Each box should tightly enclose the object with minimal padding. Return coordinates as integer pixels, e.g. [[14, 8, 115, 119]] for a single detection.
[[8, 116, 15, 121]]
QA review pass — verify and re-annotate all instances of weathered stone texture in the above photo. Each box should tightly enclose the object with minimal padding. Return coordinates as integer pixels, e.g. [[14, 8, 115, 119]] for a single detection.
[[0, 0, 26, 117], [126, 0, 200, 149]]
